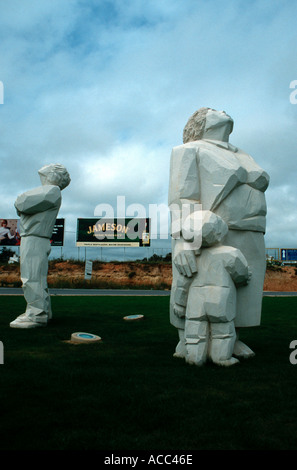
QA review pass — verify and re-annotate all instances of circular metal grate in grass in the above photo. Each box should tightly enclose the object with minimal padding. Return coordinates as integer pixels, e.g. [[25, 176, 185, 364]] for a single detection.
[[71, 332, 102, 343], [123, 314, 144, 321]]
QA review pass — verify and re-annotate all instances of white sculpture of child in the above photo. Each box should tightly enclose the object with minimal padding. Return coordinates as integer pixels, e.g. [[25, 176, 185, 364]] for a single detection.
[[10, 163, 70, 329], [183, 212, 251, 367]]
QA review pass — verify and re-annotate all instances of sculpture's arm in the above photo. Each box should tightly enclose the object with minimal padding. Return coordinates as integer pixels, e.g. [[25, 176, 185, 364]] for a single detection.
[[172, 238, 199, 278], [172, 270, 193, 318], [225, 248, 251, 287], [169, 145, 201, 278], [15, 186, 61, 215]]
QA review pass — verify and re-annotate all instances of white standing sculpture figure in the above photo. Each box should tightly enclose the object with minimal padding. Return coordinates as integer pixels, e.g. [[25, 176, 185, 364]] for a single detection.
[[10, 164, 71, 329], [184, 211, 251, 367], [169, 108, 269, 364]]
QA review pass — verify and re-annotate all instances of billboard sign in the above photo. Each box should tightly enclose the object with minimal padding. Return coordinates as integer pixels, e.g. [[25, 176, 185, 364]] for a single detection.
[[0, 218, 65, 247], [76, 218, 150, 247], [280, 248, 297, 262], [51, 218, 65, 246], [0, 218, 20, 246]]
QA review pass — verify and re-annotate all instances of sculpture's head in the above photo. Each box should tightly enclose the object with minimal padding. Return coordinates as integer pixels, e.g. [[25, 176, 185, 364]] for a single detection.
[[183, 108, 233, 143], [181, 210, 228, 248], [201, 211, 228, 247], [38, 164, 71, 190]]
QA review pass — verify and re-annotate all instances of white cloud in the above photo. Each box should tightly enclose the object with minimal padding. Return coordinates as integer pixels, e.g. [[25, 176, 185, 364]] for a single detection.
[[0, 0, 297, 258]]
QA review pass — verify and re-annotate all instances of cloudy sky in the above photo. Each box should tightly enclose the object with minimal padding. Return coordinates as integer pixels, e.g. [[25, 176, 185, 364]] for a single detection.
[[0, 0, 296, 260]]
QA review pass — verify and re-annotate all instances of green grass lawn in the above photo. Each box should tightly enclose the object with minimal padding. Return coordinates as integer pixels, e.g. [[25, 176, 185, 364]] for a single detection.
[[0, 295, 297, 450]]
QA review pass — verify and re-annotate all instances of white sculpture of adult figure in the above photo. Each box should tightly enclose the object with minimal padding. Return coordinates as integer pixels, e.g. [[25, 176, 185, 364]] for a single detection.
[[10, 163, 71, 329], [169, 107, 269, 361]]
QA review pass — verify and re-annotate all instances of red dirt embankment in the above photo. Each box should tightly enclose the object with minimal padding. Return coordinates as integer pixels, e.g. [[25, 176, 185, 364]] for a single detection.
[[0, 261, 296, 291]]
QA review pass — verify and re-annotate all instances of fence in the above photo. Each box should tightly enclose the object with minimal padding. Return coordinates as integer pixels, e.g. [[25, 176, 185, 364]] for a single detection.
[[2, 244, 296, 264]]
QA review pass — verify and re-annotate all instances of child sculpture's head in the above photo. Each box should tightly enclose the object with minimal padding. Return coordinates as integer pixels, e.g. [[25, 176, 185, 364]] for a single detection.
[[38, 164, 71, 190], [182, 210, 228, 249], [201, 211, 228, 247]]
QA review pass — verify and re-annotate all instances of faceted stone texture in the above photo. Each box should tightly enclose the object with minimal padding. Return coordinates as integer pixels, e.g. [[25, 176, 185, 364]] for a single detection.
[[10, 164, 70, 329], [169, 108, 269, 366]]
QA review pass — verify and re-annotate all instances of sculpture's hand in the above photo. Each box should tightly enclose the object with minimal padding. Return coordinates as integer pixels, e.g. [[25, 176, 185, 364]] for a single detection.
[[173, 303, 186, 318], [173, 249, 197, 278]]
